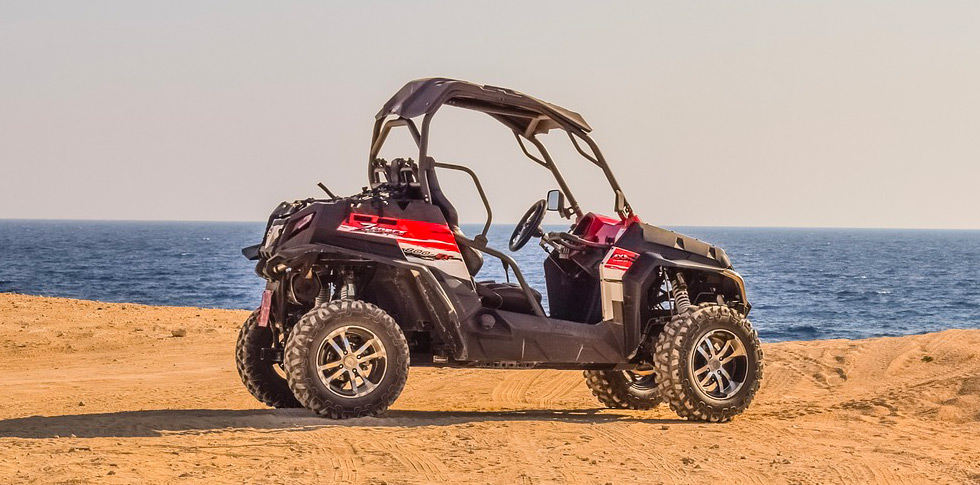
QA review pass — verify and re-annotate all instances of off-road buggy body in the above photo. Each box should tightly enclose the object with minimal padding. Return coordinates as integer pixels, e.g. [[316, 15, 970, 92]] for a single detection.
[[237, 78, 762, 422]]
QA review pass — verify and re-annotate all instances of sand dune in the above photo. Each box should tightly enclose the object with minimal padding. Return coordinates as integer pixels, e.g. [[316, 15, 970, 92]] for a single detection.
[[1, 294, 978, 484]]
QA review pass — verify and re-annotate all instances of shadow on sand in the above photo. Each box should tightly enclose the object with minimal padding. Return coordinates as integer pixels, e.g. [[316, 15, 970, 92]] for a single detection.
[[0, 407, 693, 439]]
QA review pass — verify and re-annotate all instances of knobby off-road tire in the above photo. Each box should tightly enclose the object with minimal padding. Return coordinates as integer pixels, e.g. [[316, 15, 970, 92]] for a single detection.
[[235, 310, 302, 408], [655, 303, 763, 422], [284, 300, 410, 419], [584, 370, 662, 410]]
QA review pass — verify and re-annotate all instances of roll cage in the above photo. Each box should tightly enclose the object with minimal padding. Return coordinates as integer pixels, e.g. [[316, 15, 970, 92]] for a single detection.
[[368, 78, 634, 230]]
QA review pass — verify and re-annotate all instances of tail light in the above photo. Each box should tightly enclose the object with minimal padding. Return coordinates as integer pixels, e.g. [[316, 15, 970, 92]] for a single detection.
[[291, 212, 315, 234]]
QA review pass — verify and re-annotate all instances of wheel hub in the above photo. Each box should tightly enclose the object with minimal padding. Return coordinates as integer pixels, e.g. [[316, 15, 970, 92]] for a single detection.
[[314, 325, 388, 399], [689, 329, 749, 401]]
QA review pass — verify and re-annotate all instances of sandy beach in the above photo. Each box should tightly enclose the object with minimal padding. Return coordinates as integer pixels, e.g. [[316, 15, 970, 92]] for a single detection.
[[1, 293, 978, 484]]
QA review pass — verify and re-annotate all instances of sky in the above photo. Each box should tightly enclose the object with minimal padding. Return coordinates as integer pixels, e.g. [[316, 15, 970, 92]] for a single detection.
[[1, 1, 979, 229]]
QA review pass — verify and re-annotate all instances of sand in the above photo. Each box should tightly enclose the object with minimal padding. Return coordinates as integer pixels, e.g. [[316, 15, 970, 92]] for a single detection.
[[0, 293, 978, 484]]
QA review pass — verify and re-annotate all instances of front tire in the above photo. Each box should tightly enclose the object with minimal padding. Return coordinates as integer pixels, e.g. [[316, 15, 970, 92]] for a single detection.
[[284, 300, 410, 419], [654, 304, 763, 422], [235, 311, 302, 408], [584, 370, 662, 410]]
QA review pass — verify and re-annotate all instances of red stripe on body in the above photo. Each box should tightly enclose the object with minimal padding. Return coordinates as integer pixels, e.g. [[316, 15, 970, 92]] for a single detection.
[[338, 214, 462, 255]]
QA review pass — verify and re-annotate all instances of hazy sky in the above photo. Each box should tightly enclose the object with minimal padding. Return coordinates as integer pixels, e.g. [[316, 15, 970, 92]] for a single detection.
[[2, 1, 978, 228]]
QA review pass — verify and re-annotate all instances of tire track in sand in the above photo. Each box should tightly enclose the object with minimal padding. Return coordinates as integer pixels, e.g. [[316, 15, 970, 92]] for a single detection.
[[489, 370, 586, 408], [532, 371, 584, 406], [374, 438, 451, 483], [307, 439, 357, 483], [490, 370, 544, 406]]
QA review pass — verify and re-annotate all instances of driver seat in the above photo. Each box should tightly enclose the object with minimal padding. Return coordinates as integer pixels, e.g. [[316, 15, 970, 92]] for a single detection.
[[476, 281, 542, 314], [425, 162, 483, 276]]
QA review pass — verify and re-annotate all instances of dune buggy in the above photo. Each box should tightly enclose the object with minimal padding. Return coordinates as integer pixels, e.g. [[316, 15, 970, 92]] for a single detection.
[[237, 78, 762, 422]]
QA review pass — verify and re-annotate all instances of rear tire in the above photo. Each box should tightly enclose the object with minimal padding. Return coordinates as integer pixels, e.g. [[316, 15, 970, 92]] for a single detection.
[[284, 300, 410, 419], [235, 311, 302, 408], [584, 370, 662, 410], [654, 303, 763, 422]]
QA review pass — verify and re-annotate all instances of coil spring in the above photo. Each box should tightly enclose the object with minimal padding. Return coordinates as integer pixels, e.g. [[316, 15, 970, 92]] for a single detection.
[[672, 275, 691, 314], [339, 271, 355, 300]]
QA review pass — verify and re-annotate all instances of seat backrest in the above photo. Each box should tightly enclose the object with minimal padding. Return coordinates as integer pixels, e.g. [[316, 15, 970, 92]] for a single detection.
[[425, 161, 483, 276], [425, 162, 458, 227]]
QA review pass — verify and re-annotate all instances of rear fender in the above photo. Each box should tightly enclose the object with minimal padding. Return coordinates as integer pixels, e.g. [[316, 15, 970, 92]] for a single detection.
[[272, 242, 470, 360]]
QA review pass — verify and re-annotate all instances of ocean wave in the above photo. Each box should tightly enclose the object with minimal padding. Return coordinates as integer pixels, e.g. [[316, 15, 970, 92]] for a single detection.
[[759, 324, 824, 341]]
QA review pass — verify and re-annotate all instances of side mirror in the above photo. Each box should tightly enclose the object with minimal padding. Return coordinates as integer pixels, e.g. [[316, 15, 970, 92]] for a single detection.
[[546, 189, 565, 212]]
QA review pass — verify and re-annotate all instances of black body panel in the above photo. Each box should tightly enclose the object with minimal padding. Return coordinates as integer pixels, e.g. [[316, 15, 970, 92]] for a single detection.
[[543, 255, 603, 324], [459, 309, 623, 366], [614, 223, 731, 270]]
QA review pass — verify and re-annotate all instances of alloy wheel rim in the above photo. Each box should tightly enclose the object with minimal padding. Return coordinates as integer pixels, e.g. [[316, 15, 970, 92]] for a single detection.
[[689, 329, 748, 400], [315, 325, 387, 399]]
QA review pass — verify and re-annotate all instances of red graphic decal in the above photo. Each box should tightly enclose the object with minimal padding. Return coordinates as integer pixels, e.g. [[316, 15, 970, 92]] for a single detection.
[[401, 246, 462, 261], [603, 247, 639, 272], [338, 214, 462, 254]]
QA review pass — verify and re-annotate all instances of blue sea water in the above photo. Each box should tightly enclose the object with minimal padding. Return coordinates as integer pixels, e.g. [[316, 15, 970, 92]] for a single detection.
[[1, 220, 978, 342]]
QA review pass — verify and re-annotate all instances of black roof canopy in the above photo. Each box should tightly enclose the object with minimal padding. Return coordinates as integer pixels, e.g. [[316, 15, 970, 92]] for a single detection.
[[369, 77, 633, 221], [376, 78, 592, 136]]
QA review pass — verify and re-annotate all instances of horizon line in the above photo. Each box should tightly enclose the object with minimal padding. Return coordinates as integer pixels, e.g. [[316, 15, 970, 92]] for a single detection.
[[1, 217, 979, 232]]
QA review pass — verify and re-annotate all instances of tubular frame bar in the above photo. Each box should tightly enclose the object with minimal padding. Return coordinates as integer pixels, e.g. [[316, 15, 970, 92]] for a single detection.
[[567, 131, 633, 218], [418, 112, 436, 202], [525, 136, 585, 219], [368, 109, 631, 218], [515, 134, 549, 168], [368, 117, 422, 186], [433, 161, 493, 238]]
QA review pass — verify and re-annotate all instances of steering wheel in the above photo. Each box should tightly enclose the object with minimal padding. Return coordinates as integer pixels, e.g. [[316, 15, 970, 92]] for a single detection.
[[509, 199, 547, 251]]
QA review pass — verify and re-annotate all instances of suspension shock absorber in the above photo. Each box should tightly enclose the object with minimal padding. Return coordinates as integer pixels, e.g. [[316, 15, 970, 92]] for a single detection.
[[339, 269, 356, 300], [672, 272, 691, 314]]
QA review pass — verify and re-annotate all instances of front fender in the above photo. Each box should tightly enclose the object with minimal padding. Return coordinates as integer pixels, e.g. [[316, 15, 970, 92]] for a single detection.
[[621, 252, 750, 358]]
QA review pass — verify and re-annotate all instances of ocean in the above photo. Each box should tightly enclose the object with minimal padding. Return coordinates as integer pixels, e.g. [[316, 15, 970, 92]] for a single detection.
[[1, 220, 978, 342]]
